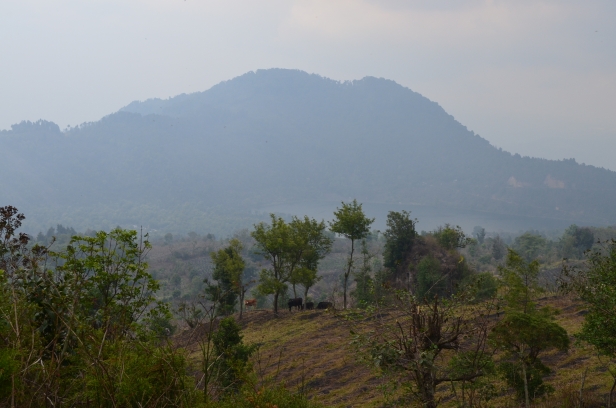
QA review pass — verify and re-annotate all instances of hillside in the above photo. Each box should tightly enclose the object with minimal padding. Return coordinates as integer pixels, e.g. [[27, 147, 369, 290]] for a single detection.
[[175, 295, 611, 407], [2, 69, 615, 235]]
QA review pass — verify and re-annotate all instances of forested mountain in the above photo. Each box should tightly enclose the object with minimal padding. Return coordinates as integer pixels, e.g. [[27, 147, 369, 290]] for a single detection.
[[2, 68, 615, 235]]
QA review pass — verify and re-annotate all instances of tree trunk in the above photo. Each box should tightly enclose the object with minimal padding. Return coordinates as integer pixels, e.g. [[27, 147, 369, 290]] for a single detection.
[[344, 239, 355, 309], [609, 376, 616, 408], [304, 286, 309, 305], [273, 291, 279, 314], [292, 284, 297, 299], [239, 288, 244, 320], [522, 363, 530, 408]]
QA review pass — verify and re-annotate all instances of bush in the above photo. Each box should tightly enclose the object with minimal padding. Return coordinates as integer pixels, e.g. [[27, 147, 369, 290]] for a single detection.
[[77, 339, 198, 407], [416, 255, 444, 299], [459, 272, 498, 302]]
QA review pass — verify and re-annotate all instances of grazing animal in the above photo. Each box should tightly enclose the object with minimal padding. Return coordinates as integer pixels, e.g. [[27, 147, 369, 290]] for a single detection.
[[305, 301, 314, 310], [244, 298, 257, 310], [288, 298, 303, 312], [316, 301, 333, 310]]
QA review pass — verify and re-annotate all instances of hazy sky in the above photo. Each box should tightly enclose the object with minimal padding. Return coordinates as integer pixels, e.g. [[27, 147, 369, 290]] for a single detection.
[[1, 0, 615, 169]]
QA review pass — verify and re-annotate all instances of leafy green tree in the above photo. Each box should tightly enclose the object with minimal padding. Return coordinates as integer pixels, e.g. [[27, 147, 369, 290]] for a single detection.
[[490, 313, 568, 406], [329, 200, 374, 309], [289, 217, 332, 299], [512, 233, 547, 262], [416, 255, 446, 300], [0, 207, 197, 407], [206, 239, 246, 317], [351, 240, 375, 308], [491, 249, 569, 407], [212, 317, 257, 394], [562, 239, 616, 406], [53, 228, 165, 337], [382, 210, 416, 271], [252, 215, 330, 313], [491, 235, 506, 260], [292, 267, 321, 304], [560, 225, 594, 259], [433, 224, 471, 251]]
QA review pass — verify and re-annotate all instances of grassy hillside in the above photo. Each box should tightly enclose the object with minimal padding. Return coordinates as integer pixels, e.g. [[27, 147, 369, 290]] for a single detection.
[[173, 294, 614, 407]]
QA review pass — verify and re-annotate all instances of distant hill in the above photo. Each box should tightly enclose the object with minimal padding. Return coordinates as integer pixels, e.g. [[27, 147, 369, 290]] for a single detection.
[[2, 69, 615, 235]]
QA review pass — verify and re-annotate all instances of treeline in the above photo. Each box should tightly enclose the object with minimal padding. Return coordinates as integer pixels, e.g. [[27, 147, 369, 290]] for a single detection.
[[4, 202, 616, 407]]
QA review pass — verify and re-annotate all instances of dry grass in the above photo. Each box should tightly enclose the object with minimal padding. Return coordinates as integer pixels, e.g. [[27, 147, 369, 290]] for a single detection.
[[175, 294, 616, 407]]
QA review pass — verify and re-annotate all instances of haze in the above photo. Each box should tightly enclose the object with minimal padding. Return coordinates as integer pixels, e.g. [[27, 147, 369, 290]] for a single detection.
[[1, 0, 615, 170]]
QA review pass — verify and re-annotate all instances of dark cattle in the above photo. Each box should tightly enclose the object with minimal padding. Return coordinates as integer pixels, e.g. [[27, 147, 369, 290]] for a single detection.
[[316, 301, 333, 310], [288, 298, 303, 312], [305, 301, 314, 310]]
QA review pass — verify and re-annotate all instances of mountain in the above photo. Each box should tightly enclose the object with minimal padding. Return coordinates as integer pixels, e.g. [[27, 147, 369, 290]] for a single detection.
[[2, 68, 615, 235]]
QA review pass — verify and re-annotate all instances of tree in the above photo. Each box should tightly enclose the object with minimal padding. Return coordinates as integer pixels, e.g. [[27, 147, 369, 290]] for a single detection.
[[382, 210, 416, 272], [212, 317, 256, 394], [350, 290, 497, 408], [560, 225, 594, 259], [562, 239, 616, 406], [513, 233, 547, 262], [0, 207, 197, 406], [329, 200, 374, 309], [433, 224, 471, 251], [491, 249, 569, 407], [473, 226, 486, 245], [351, 240, 375, 308], [252, 215, 331, 313], [492, 235, 506, 260], [289, 217, 332, 299], [206, 239, 246, 317], [416, 255, 444, 300], [292, 267, 321, 304]]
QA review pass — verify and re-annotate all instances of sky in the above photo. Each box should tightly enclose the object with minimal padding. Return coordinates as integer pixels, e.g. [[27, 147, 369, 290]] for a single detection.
[[1, 0, 615, 170]]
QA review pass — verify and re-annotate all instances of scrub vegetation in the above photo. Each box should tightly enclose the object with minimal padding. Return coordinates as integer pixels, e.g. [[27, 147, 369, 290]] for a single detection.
[[4, 202, 616, 407]]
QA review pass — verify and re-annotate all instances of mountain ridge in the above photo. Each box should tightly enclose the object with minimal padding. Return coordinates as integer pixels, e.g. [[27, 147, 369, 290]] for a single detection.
[[2, 68, 615, 235]]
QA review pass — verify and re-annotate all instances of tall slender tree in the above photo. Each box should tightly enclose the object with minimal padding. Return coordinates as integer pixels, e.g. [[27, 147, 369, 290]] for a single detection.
[[205, 238, 246, 317], [329, 200, 374, 309]]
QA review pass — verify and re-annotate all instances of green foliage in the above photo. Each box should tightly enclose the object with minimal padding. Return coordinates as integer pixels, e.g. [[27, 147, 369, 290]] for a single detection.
[[329, 199, 375, 243], [329, 200, 374, 309], [416, 255, 444, 300], [212, 317, 257, 393], [350, 291, 496, 408], [0, 207, 196, 407], [562, 239, 616, 356], [382, 210, 416, 269], [498, 360, 552, 402], [76, 339, 197, 407], [351, 240, 375, 308], [512, 233, 547, 262], [432, 224, 471, 251], [491, 235, 507, 260], [252, 215, 331, 313], [458, 272, 498, 302], [52, 228, 165, 336], [499, 249, 542, 314], [206, 238, 246, 316], [490, 312, 569, 401], [560, 225, 595, 259], [492, 249, 569, 405]]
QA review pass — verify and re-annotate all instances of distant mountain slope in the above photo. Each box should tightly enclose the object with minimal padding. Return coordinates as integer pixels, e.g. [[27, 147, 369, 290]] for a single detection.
[[2, 69, 615, 234]]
